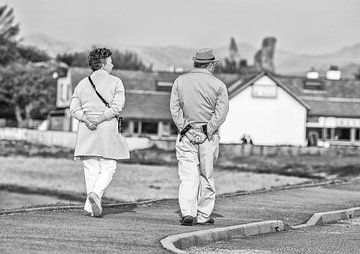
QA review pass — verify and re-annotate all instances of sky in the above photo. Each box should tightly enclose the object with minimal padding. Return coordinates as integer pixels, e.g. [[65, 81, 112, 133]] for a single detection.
[[2, 0, 360, 54]]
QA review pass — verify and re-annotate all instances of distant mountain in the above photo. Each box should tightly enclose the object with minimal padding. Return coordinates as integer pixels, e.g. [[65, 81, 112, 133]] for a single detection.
[[21, 33, 89, 56], [275, 44, 360, 76], [21, 33, 360, 77], [125, 43, 257, 71]]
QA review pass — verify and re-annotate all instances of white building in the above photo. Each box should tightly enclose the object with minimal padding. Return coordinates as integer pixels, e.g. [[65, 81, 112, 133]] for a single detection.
[[221, 72, 309, 146], [52, 67, 360, 146]]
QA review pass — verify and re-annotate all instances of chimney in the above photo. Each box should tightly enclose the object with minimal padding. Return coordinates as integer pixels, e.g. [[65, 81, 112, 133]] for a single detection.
[[326, 65, 341, 80], [306, 67, 319, 79]]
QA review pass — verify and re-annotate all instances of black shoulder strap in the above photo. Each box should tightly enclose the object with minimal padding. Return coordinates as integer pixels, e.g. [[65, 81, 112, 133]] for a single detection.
[[88, 76, 110, 108]]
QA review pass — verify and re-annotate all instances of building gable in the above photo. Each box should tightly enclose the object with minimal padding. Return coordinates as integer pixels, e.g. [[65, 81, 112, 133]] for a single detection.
[[229, 72, 309, 110], [221, 79, 308, 146]]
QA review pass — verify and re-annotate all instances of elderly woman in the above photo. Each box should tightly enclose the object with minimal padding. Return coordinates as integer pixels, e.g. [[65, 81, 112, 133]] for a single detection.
[[70, 48, 129, 217]]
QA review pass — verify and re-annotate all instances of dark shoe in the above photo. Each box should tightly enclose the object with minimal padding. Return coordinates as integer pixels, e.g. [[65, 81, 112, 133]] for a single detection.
[[197, 217, 215, 225], [180, 215, 194, 226], [88, 192, 102, 217]]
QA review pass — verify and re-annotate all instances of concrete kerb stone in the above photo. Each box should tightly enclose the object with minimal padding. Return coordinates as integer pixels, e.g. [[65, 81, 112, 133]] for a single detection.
[[219, 179, 341, 198], [0, 198, 166, 216], [160, 220, 284, 254], [0, 179, 345, 216], [293, 207, 360, 229], [161, 206, 360, 254]]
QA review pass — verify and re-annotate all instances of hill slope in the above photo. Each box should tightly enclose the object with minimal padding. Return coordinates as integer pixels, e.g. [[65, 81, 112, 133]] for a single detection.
[[22, 33, 360, 77]]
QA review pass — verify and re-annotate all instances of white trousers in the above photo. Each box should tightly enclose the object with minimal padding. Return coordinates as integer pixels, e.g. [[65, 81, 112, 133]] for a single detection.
[[83, 157, 117, 213], [175, 133, 220, 223]]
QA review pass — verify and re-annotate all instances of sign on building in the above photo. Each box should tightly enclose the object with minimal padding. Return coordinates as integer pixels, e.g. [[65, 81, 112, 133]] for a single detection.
[[252, 84, 277, 98]]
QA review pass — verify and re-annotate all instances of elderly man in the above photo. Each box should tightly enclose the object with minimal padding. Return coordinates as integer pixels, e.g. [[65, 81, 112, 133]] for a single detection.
[[170, 48, 229, 226]]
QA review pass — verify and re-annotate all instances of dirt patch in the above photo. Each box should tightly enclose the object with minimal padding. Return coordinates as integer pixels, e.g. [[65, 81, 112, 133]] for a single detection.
[[1, 139, 360, 179], [0, 139, 73, 158]]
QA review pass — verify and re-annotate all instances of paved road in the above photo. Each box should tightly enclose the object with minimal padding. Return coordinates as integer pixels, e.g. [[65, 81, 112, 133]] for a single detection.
[[1, 181, 360, 253], [0, 190, 76, 210], [189, 218, 360, 254]]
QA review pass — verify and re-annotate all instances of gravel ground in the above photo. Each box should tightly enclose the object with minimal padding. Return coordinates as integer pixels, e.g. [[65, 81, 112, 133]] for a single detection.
[[0, 156, 308, 204]]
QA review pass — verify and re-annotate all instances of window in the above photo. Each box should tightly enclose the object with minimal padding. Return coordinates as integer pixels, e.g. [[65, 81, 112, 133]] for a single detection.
[[141, 121, 158, 134], [335, 128, 351, 141], [303, 80, 324, 91], [356, 129, 360, 140], [133, 121, 139, 133], [170, 122, 178, 135], [122, 120, 129, 133], [156, 81, 173, 92], [326, 128, 333, 140]]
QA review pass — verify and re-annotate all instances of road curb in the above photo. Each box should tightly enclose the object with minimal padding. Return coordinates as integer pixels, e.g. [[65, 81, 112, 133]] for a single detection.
[[0, 199, 164, 215], [293, 207, 360, 229], [0, 179, 345, 216], [219, 179, 338, 198], [160, 220, 284, 254]]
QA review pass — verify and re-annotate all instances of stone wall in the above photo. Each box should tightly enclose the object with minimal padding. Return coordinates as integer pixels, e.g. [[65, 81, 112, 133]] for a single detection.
[[1, 128, 360, 157]]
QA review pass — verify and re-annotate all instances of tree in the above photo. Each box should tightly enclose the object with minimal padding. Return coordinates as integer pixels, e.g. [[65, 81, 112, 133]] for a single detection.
[[17, 45, 50, 63], [0, 63, 57, 126], [56, 49, 151, 71], [215, 37, 241, 74], [0, 5, 19, 42], [0, 5, 20, 65], [229, 37, 238, 56], [354, 68, 360, 80], [112, 50, 149, 70], [56, 52, 88, 67]]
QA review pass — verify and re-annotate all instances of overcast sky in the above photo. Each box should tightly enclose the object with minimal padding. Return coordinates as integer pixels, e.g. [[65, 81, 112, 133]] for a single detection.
[[3, 0, 360, 54]]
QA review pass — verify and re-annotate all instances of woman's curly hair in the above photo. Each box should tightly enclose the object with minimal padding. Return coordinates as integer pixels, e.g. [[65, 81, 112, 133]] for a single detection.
[[88, 48, 112, 71]]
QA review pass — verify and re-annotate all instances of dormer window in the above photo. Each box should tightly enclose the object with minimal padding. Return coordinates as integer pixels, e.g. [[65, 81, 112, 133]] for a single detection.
[[326, 65, 342, 80], [307, 72, 319, 79], [306, 68, 319, 79]]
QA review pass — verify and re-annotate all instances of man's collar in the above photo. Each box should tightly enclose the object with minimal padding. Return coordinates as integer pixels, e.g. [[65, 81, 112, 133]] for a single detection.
[[190, 68, 213, 75]]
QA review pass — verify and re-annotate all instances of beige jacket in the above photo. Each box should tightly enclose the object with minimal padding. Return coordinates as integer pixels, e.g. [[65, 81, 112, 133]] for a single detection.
[[70, 69, 130, 160], [170, 68, 229, 138]]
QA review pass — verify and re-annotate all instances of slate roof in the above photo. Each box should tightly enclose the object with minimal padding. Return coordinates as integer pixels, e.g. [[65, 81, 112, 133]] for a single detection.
[[69, 67, 241, 121], [124, 91, 171, 120], [277, 75, 360, 118], [276, 75, 360, 99], [229, 71, 360, 118], [70, 67, 360, 120], [302, 99, 360, 118], [70, 67, 180, 91]]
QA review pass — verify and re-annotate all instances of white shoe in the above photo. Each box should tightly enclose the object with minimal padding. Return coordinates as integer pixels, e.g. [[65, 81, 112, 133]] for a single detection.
[[88, 192, 102, 217]]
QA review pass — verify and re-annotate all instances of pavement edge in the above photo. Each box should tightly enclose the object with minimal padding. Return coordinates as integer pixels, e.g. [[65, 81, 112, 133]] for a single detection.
[[293, 207, 360, 229], [160, 220, 284, 254], [0, 199, 164, 215], [0, 179, 340, 215]]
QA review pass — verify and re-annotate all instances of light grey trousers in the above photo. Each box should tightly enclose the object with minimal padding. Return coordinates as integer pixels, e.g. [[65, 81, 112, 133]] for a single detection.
[[175, 133, 220, 223]]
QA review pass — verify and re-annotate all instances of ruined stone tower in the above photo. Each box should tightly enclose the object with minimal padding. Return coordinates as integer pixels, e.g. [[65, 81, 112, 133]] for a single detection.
[[254, 37, 276, 73]]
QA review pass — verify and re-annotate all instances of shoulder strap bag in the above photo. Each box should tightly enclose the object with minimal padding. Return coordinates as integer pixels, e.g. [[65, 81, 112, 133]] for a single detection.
[[88, 76, 124, 133]]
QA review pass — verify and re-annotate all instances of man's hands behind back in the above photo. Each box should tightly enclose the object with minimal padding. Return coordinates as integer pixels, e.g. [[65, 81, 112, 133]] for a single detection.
[[185, 129, 207, 144]]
